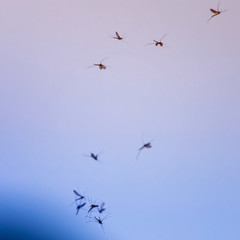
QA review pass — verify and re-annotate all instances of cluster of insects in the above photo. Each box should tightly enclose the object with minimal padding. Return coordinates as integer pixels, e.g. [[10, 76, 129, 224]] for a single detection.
[[73, 190, 110, 232], [88, 2, 227, 70], [73, 1, 228, 234], [72, 138, 153, 232]]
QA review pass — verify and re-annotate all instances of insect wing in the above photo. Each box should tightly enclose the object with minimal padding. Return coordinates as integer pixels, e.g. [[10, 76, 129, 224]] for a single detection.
[[217, 1, 220, 11], [146, 142, 152, 148], [100, 202, 105, 209], [116, 32, 120, 38], [100, 57, 108, 64], [138, 146, 144, 151], [99, 202, 105, 212], [136, 149, 142, 159], [160, 34, 167, 41], [81, 202, 86, 208], [73, 190, 82, 197], [88, 65, 96, 68], [145, 42, 154, 46], [210, 8, 218, 13]]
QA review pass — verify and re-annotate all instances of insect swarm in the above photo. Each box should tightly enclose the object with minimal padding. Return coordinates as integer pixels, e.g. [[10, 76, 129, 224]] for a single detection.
[[207, 2, 228, 22]]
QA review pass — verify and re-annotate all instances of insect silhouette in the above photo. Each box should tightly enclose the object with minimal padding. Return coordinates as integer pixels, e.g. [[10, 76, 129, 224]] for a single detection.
[[136, 138, 153, 159], [88, 204, 99, 213], [87, 197, 100, 217], [76, 202, 86, 215], [88, 199, 99, 214], [111, 32, 126, 41], [145, 34, 168, 48], [207, 2, 228, 22], [83, 152, 102, 161], [73, 190, 85, 201], [88, 215, 111, 232], [88, 59, 108, 70], [90, 153, 98, 160], [98, 202, 106, 214]]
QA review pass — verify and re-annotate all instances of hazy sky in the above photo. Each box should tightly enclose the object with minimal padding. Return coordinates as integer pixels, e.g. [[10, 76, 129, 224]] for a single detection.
[[0, 0, 240, 240]]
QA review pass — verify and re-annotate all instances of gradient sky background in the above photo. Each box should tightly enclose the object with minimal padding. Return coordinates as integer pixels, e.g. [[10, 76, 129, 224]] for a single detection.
[[0, 0, 240, 239]]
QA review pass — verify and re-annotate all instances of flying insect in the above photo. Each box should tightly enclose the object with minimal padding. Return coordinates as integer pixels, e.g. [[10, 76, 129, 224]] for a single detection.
[[208, 2, 228, 22]]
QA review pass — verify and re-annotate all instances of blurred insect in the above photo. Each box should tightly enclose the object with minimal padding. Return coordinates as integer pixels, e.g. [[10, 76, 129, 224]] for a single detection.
[[73, 190, 85, 201], [98, 202, 106, 214], [83, 151, 102, 161], [90, 153, 98, 161], [88, 59, 108, 70], [207, 2, 228, 22], [111, 32, 126, 41], [145, 34, 168, 48], [76, 202, 86, 215], [136, 137, 153, 159], [88, 204, 99, 213], [88, 215, 111, 232], [87, 197, 100, 217]]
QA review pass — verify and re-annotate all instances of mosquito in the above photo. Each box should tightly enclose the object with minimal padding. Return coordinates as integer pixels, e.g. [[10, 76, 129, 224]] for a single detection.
[[111, 32, 126, 41], [76, 202, 86, 215], [90, 153, 98, 161], [98, 202, 106, 214], [136, 137, 153, 159], [88, 215, 111, 232], [207, 2, 228, 22], [83, 152, 102, 161], [88, 204, 99, 213], [145, 34, 168, 48], [86, 197, 99, 216], [88, 59, 108, 70], [73, 190, 85, 201]]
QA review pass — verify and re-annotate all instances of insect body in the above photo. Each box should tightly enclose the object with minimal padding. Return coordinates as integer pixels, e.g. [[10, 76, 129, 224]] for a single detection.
[[112, 32, 125, 40], [90, 153, 98, 160], [145, 34, 168, 48], [153, 40, 163, 47], [208, 2, 227, 22], [83, 151, 102, 162], [93, 63, 106, 70], [89, 59, 108, 70], [136, 138, 153, 159], [89, 215, 110, 232], [139, 142, 152, 151], [94, 216, 103, 225], [88, 204, 99, 213], [76, 202, 86, 215]]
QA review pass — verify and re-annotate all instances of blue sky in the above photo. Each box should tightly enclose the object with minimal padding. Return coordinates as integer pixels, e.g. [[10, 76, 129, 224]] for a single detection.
[[0, 0, 240, 239]]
